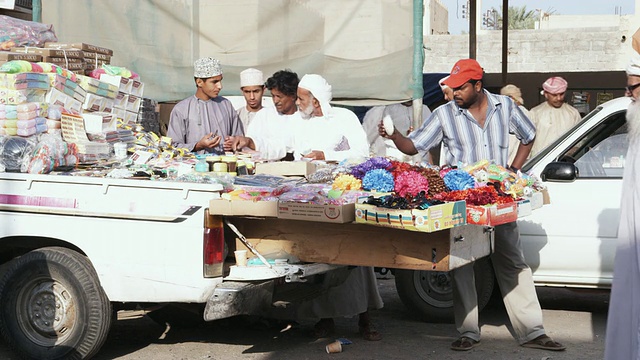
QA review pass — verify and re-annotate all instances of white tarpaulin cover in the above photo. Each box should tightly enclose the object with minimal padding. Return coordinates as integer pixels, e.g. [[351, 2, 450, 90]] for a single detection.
[[42, 0, 416, 104]]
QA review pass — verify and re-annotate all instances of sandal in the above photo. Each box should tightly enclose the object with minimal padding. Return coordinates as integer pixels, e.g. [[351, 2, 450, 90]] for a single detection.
[[521, 335, 566, 351], [359, 323, 382, 341], [451, 336, 480, 351], [313, 318, 335, 338]]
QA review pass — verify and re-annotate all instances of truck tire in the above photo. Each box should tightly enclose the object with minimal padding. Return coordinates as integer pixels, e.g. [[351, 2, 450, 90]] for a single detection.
[[394, 257, 495, 323], [0, 247, 112, 360]]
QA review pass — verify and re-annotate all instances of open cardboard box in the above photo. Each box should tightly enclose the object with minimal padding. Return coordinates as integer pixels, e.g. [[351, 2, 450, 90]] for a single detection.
[[466, 202, 518, 226], [255, 161, 318, 177], [209, 199, 278, 217], [354, 200, 466, 233], [277, 202, 355, 223]]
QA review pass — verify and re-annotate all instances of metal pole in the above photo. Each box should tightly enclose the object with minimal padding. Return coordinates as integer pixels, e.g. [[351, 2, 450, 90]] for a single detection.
[[501, 0, 508, 85], [469, 0, 477, 59], [412, 0, 425, 129], [32, 0, 42, 22]]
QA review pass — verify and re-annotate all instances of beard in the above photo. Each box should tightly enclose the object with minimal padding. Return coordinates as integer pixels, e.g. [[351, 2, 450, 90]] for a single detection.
[[299, 103, 315, 120], [626, 99, 640, 142]]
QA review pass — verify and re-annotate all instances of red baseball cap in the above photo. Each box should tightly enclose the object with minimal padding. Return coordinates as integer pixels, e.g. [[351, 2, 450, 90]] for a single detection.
[[442, 59, 484, 89]]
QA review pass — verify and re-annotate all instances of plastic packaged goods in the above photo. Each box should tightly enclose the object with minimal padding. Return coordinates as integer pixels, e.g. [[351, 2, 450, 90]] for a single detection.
[[0, 15, 58, 51]]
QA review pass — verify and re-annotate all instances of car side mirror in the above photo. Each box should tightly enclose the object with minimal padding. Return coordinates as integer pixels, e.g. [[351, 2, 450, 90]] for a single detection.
[[540, 161, 579, 182]]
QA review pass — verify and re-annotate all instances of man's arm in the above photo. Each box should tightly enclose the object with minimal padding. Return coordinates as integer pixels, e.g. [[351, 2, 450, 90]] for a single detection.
[[511, 138, 534, 170]]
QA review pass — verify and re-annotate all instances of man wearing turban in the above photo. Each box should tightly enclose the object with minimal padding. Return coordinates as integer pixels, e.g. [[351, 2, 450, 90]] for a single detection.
[[293, 74, 369, 162], [166, 57, 244, 155], [528, 76, 581, 157], [604, 40, 640, 359]]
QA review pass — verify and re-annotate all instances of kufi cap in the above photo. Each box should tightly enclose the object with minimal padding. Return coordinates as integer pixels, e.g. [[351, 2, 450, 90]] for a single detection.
[[240, 68, 264, 87], [542, 77, 568, 94], [627, 53, 640, 76], [500, 84, 524, 105], [298, 74, 332, 116], [194, 57, 222, 78], [442, 59, 484, 88]]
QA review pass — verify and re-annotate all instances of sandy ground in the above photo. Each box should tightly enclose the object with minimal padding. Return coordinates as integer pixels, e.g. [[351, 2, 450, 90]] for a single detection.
[[0, 277, 609, 360]]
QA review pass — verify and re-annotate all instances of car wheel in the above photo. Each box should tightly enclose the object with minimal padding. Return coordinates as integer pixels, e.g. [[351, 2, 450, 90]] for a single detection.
[[0, 247, 112, 360], [394, 257, 495, 323]]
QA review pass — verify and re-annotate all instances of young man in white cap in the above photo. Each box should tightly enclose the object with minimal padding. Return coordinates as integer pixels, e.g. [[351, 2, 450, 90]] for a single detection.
[[166, 57, 244, 155], [236, 68, 265, 130], [604, 36, 640, 360], [528, 76, 581, 157], [294, 74, 369, 161], [379, 58, 565, 353]]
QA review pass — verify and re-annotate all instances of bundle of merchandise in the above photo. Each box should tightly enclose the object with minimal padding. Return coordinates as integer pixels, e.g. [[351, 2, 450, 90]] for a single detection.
[[44, 42, 113, 76], [11, 47, 86, 74]]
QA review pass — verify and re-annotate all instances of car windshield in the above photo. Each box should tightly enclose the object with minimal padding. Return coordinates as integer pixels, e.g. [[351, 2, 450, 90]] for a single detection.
[[522, 106, 604, 172]]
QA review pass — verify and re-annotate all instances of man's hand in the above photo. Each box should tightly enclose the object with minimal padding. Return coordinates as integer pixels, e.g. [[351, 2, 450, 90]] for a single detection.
[[303, 150, 325, 160], [223, 136, 253, 152], [378, 120, 398, 140], [195, 132, 221, 151]]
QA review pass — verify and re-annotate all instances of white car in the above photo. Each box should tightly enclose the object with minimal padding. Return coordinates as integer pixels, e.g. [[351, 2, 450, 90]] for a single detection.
[[394, 96, 630, 321]]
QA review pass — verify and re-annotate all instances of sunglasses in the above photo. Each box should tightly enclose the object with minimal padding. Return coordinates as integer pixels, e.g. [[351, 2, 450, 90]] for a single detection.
[[626, 83, 640, 93]]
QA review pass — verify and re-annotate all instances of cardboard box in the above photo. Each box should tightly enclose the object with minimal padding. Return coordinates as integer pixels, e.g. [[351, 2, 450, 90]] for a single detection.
[[99, 74, 133, 93], [466, 202, 518, 226], [541, 188, 551, 205], [113, 92, 128, 109], [413, 200, 466, 232], [129, 79, 145, 97], [517, 199, 532, 218], [277, 202, 355, 223], [126, 94, 141, 113], [529, 191, 544, 210], [12, 47, 83, 58], [209, 199, 278, 217], [45, 42, 114, 56], [82, 112, 116, 134], [0, 52, 42, 62], [354, 200, 466, 233], [255, 161, 317, 177]]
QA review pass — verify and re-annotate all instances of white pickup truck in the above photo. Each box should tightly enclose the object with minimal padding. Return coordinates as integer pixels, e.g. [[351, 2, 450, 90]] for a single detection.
[[0, 168, 493, 359]]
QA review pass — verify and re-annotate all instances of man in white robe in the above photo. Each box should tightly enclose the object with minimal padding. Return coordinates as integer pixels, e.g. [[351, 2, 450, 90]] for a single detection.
[[501, 84, 532, 164], [226, 69, 299, 160], [604, 51, 640, 360], [293, 74, 383, 341], [362, 101, 431, 162], [528, 76, 581, 157], [294, 74, 369, 163]]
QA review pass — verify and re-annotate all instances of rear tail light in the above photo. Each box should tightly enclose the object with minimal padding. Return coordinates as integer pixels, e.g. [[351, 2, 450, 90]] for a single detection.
[[203, 209, 224, 278]]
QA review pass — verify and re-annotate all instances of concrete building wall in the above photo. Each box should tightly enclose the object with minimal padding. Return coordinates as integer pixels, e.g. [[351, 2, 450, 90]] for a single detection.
[[424, 17, 639, 74], [425, 0, 449, 35]]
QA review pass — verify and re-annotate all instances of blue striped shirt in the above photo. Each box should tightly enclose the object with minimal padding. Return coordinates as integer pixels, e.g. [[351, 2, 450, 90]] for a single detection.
[[408, 90, 535, 167]]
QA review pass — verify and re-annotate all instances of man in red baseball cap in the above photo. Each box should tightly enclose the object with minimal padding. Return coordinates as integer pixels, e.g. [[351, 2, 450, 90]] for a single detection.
[[441, 58, 484, 89], [379, 59, 565, 353]]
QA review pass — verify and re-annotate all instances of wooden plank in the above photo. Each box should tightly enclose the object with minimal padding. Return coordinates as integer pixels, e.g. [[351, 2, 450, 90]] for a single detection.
[[228, 217, 491, 271]]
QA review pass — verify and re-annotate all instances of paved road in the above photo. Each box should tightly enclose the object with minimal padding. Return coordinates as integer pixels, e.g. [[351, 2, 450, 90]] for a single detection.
[[0, 277, 610, 359]]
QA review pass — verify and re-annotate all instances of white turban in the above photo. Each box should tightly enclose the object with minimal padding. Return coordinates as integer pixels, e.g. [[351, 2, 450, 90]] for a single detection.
[[439, 76, 450, 91], [298, 74, 332, 117], [627, 53, 640, 76]]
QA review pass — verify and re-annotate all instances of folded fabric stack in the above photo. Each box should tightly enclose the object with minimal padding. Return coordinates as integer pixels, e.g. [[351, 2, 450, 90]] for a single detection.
[[0, 104, 17, 135], [15, 102, 48, 136], [44, 104, 63, 133]]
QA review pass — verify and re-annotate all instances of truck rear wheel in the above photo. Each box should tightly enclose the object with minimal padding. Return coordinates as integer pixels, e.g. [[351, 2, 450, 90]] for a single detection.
[[394, 257, 495, 323], [0, 247, 112, 360]]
